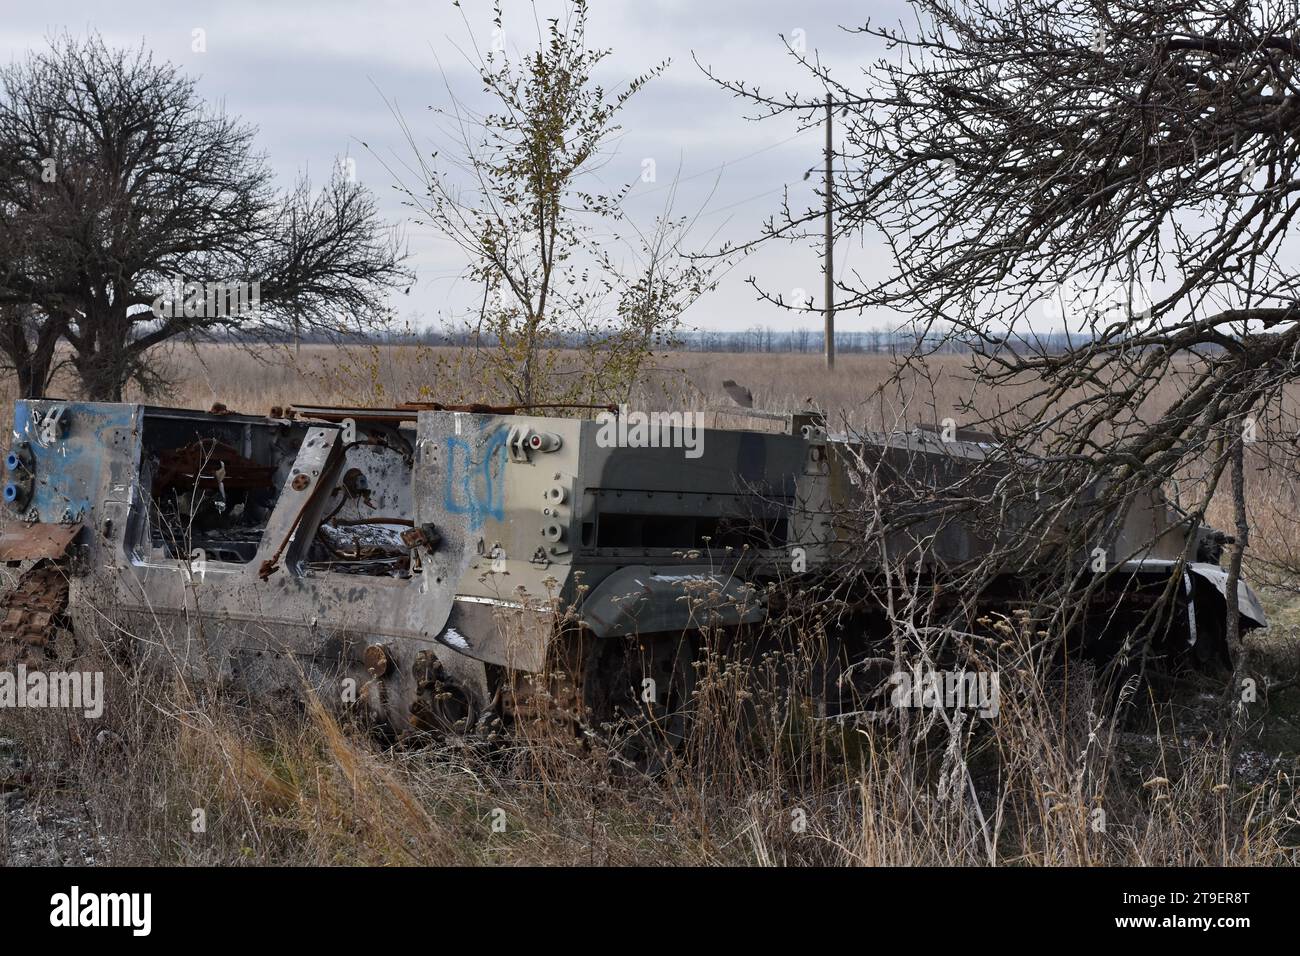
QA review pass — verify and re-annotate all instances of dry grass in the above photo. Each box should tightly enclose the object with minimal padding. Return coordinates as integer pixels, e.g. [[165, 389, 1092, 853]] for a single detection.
[[2, 341, 1060, 426], [1, 612, 1296, 866]]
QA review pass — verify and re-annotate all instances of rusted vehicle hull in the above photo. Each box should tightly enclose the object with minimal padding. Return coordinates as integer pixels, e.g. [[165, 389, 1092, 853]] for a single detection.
[[0, 399, 1266, 733]]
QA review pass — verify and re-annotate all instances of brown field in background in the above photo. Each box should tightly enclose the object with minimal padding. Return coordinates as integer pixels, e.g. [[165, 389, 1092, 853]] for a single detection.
[[4, 340, 1229, 424], [17, 342, 997, 421]]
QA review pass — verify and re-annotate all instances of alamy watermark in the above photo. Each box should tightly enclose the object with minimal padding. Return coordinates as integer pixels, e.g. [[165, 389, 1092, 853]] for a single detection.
[[595, 404, 703, 459], [889, 666, 1000, 718], [151, 274, 260, 320], [0, 665, 103, 719], [50, 886, 150, 936]]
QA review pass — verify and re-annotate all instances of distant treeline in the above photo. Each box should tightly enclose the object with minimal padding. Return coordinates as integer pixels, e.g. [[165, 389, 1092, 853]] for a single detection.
[[208, 325, 1088, 354]]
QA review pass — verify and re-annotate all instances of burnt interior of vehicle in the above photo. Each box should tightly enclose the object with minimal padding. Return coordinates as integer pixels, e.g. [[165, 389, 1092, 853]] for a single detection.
[[140, 410, 311, 563], [304, 436, 419, 577], [139, 409, 419, 575]]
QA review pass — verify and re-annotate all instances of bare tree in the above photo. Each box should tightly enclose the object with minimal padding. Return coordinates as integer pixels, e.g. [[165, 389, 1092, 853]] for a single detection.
[[0, 305, 64, 398], [384, 1, 712, 406], [0, 207, 72, 397], [706, 0, 1300, 678], [0, 34, 409, 400]]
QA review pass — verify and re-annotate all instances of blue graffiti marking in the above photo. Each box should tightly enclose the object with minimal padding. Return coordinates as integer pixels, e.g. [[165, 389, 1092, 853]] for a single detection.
[[11, 401, 135, 521], [443, 427, 507, 529]]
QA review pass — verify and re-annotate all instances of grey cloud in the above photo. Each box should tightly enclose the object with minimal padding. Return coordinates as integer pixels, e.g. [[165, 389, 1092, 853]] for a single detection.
[[3, 0, 909, 332]]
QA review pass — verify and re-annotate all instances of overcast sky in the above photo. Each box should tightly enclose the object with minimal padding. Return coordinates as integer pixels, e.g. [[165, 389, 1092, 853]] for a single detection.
[[1, 0, 907, 335]]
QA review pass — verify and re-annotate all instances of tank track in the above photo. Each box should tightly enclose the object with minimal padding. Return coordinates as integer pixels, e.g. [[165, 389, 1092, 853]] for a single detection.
[[0, 560, 71, 668]]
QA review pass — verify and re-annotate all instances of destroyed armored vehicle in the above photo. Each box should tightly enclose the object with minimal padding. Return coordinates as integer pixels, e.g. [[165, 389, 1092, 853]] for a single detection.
[[0, 399, 1266, 735]]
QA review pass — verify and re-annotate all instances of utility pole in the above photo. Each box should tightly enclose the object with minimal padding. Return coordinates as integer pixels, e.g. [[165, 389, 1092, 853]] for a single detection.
[[824, 93, 835, 371]]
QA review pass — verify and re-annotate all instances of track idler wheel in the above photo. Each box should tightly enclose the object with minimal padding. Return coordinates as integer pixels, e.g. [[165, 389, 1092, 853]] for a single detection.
[[408, 649, 476, 734]]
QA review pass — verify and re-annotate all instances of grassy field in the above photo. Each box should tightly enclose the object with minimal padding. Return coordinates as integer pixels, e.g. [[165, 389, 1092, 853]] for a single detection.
[[1, 343, 1299, 866]]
